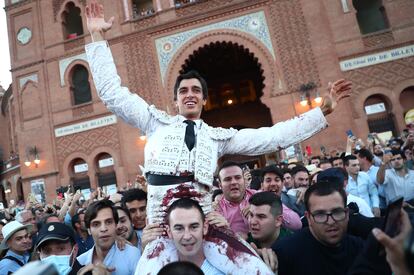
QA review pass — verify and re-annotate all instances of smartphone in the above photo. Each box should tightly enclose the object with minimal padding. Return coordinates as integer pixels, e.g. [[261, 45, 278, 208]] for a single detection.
[[242, 164, 250, 172], [383, 196, 404, 238], [346, 129, 354, 137]]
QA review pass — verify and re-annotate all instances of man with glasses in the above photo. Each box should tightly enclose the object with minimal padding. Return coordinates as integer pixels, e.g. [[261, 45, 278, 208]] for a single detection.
[[377, 150, 414, 206], [273, 182, 364, 275]]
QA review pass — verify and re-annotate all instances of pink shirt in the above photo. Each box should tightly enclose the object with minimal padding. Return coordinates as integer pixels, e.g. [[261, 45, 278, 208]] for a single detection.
[[218, 189, 255, 235], [218, 189, 302, 235]]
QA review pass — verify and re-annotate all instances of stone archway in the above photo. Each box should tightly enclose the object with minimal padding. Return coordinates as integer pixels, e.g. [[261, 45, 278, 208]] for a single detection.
[[164, 30, 282, 112], [179, 41, 273, 128]]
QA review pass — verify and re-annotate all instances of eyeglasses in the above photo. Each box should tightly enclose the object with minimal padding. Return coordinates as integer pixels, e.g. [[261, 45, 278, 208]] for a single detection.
[[310, 208, 348, 224]]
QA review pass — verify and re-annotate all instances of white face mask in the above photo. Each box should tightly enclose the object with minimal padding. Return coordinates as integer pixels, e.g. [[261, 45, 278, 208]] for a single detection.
[[41, 248, 74, 275]]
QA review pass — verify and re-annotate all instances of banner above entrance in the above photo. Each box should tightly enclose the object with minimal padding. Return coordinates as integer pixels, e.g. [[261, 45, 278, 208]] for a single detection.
[[54, 115, 117, 137]]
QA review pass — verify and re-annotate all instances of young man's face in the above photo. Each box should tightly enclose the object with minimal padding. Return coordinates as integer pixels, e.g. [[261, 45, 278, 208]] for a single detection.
[[88, 208, 116, 251], [293, 171, 309, 188], [346, 159, 360, 176], [283, 173, 293, 190], [175, 78, 206, 120], [125, 199, 147, 230], [332, 159, 344, 168], [20, 211, 37, 234], [390, 154, 405, 170], [167, 207, 208, 259], [248, 204, 281, 245], [261, 172, 283, 196], [218, 166, 246, 203], [8, 229, 32, 254], [116, 209, 134, 241], [306, 192, 348, 247]]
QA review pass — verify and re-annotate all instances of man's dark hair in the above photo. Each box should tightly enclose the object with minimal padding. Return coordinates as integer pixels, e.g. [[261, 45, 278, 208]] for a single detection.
[[282, 168, 292, 176], [331, 156, 343, 164], [158, 261, 204, 275], [391, 149, 406, 160], [72, 213, 81, 229], [318, 159, 332, 168], [343, 155, 357, 166], [249, 191, 283, 217], [304, 181, 347, 211], [84, 199, 119, 229], [121, 188, 147, 208], [260, 165, 284, 182], [357, 148, 374, 162], [310, 156, 321, 161], [291, 165, 309, 176], [114, 206, 132, 222], [173, 70, 208, 101], [217, 161, 242, 180], [166, 198, 205, 224]]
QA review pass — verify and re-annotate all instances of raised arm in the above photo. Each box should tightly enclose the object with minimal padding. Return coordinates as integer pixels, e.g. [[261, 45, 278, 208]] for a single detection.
[[221, 79, 352, 156], [84, 1, 160, 133]]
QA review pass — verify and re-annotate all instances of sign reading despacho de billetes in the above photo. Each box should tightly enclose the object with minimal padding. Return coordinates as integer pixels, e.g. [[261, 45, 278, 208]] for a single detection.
[[54, 115, 117, 137], [340, 44, 414, 71]]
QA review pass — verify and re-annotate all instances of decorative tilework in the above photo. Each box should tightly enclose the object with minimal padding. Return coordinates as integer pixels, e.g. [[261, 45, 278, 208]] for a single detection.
[[59, 53, 87, 86], [155, 11, 274, 84], [19, 74, 38, 88]]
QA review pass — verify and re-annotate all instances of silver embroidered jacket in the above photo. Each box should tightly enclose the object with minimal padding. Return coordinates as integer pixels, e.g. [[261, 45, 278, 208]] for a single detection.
[[85, 41, 328, 187]]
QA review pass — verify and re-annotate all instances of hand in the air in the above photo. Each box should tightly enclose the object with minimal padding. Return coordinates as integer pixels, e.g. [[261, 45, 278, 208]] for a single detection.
[[321, 79, 352, 115], [85, 0, 115, 35]]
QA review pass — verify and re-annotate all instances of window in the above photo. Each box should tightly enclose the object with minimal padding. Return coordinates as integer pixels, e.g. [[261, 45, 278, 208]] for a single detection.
[[61, 2, 84, 39], [131, 0, 154, 19], [71, 65, 92, 105], [352, 0, 389, 34]]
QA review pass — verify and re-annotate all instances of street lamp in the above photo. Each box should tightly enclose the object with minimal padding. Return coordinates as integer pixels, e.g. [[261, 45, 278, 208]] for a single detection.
[[25, 146, 41, 168]]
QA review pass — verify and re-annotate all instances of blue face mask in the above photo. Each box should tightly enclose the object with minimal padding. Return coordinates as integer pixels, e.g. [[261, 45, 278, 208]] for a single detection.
[[41, 251, 73, 275]]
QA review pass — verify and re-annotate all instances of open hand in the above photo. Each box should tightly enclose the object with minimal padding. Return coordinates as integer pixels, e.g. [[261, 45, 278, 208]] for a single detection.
[[85, 0, 114, 35], [321, 79, 352, 115]]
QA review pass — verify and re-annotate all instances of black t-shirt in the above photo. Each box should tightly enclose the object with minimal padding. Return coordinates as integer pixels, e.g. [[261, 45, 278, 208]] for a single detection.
[[272, 227, 363, 275]]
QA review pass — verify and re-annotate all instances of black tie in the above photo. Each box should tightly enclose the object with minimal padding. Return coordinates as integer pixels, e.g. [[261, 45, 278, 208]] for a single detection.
[[184, 120, 196, 151]]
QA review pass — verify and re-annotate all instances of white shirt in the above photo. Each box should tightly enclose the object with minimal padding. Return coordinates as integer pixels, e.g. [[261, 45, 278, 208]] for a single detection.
[[77, 243, 141, 275], [347, 193, 374, 217], [383, 168, 414, 204]]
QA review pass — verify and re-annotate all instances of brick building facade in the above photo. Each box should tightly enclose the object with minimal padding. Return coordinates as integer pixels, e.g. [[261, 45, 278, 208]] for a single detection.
[[0, 0, 413, 204]]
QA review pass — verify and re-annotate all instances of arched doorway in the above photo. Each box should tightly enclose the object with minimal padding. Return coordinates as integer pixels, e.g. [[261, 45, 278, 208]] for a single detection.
[[364, 94, 396, 138], [180, 41, 273, 167], [68, 158, 91, 196], [95, 153, 117, 195]]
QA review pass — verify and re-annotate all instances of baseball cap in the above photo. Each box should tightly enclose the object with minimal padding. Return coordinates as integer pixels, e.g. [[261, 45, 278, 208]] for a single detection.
[[35, 222, 76, 251]]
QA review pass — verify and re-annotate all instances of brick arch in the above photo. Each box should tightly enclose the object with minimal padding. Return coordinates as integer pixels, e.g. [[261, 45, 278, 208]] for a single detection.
[[63, 60, 91, 88], [61, 152, 90, 185], [353, 86, 394, 121], [89, 147, 121, 171], [164, 29, 280, 108]]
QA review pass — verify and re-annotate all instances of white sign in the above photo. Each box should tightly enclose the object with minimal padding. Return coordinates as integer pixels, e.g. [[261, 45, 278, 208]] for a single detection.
[[55, 115, 117, 137], [365, 103, 386, 115], [30, 178, 46, 203], [340, 44, 414, 71], [99, 157, 114, 168], [74, 163, 88, 173]]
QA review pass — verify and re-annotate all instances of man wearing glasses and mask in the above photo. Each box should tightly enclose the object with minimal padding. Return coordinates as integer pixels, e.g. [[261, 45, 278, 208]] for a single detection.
[[273, 182, 364, 275]]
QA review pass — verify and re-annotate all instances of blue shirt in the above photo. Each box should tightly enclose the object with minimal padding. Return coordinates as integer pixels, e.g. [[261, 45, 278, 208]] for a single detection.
[[347, 172, 379, 208], [77, 243, 141, 275], [365, 165, 386, 208], [75, 233, 95, 256], [0, 250, 30, 274], [201, 259, 225, 275]]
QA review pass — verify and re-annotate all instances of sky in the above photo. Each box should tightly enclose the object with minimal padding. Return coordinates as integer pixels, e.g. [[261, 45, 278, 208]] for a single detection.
[[0, 1, 12, 89]]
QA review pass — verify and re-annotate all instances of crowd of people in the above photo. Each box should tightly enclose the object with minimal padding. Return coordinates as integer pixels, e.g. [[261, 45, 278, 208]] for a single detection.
[[0, 0, 412, 274], [0, 133, 413, 274]]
